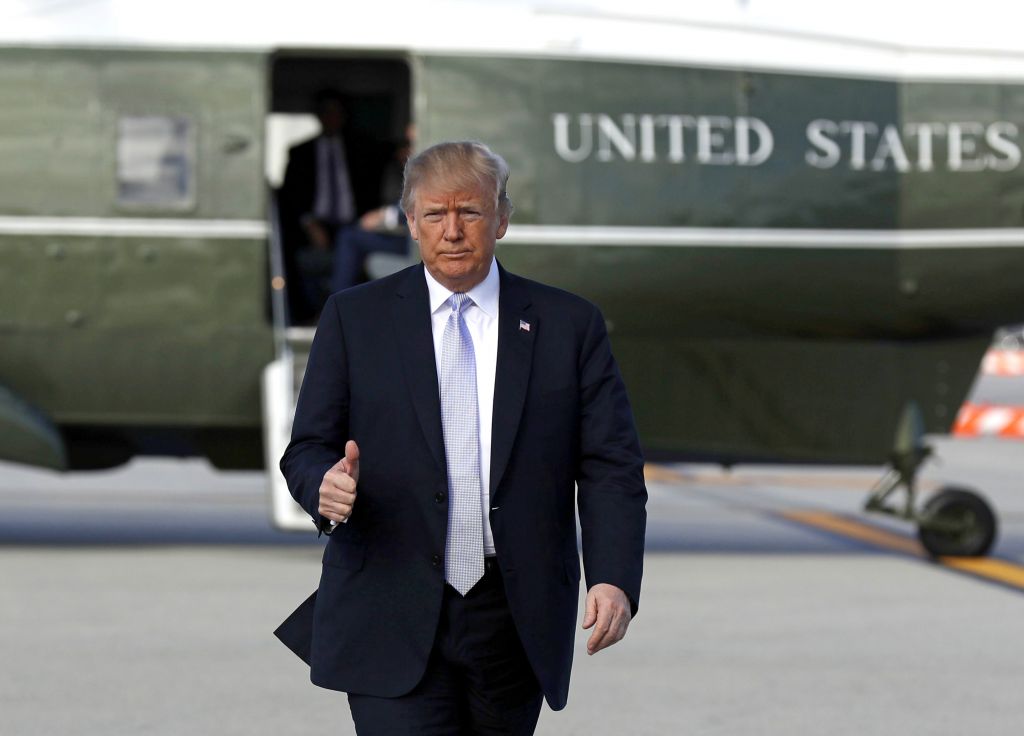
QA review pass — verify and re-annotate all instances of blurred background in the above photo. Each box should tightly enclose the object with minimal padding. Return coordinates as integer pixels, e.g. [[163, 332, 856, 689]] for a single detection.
[[2, 1, 1023, 734]]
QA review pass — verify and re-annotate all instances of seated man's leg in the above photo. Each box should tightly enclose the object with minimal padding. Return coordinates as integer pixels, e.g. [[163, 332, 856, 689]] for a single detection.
[[361, 229, 410, 256], [330, 225, 361, 294], [295, 245, 334, 322], [331, 227, 409, 293]]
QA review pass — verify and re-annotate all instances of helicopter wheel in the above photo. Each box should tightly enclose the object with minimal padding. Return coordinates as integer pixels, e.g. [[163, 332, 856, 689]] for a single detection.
[[917, 487, 997, 558]]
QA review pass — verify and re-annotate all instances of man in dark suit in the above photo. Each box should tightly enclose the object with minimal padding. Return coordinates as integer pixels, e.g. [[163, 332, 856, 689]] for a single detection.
[[277, 90, 385, 322], [277, 141, 647, 734]]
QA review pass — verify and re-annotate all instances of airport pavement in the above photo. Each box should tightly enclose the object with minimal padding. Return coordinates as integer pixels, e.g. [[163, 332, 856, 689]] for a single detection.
[[1, 435, 1023, 735]]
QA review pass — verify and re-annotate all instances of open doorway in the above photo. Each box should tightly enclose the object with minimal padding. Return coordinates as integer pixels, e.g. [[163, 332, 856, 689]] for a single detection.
[[267, 54, 414, 326]]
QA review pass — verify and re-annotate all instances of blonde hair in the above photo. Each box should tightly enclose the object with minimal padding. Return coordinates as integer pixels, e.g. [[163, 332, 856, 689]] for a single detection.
[[401, 140, 514, 217]]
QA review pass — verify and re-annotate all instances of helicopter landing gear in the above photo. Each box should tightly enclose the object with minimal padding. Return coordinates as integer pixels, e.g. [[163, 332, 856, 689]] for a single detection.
[[864, 403, 998, 558]]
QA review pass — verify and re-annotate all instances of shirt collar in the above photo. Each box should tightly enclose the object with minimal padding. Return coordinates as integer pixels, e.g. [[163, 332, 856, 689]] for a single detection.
[[424, 258, 500, 318]]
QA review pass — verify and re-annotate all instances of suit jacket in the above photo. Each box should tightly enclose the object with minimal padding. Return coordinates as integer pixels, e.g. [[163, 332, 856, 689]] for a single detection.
[[278, 133, 384, 226], [276, 261, 647, 711]]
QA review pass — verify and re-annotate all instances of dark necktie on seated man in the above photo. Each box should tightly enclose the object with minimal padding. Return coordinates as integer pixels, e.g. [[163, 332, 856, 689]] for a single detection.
[[315, 136, 355, 228], [325, 141, 340, 224]]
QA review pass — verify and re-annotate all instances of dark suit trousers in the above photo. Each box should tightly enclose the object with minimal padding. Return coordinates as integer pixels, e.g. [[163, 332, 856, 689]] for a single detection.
[[347, 558, 543, 735], [330, 225, 409, 293]]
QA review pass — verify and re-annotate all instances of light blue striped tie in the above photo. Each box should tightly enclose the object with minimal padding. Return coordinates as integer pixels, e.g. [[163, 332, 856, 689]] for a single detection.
[[440, 292, 485, 595]]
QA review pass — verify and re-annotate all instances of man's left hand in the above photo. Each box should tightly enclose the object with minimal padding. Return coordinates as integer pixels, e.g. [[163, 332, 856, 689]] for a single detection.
[[359, 208, 386, 231], [582, 583, 632, 656]]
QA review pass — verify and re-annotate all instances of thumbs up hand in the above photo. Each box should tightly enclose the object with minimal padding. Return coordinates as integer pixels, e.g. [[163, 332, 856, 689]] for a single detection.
[[340, 440, 360, 485], [319, 440, 360, 524]]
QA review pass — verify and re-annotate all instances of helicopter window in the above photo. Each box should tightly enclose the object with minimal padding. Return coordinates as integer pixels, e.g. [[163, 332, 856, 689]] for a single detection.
[[116, 115, 195, 209]]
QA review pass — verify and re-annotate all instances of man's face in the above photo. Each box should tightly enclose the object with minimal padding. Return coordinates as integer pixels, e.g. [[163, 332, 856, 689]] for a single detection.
[[317, 100, 345, 136], [407, 179, 508, 292]]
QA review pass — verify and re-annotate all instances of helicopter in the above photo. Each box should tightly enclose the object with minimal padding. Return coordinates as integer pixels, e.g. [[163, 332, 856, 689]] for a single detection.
[[2, 1, 1023, 555]]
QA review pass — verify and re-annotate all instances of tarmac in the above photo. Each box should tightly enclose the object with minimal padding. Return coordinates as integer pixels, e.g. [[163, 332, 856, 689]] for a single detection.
[[2, 423, 1023, 735]]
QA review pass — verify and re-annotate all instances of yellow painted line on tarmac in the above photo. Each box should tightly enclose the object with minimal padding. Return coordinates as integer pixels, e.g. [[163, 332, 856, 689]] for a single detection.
[[643, 464, 688, 484], [779, 509, 925, 557], [939, 557, 1024, 589], [782, 509, 1024, 593], [644, 463, 1024, 593], [642, 463, 938, 493]]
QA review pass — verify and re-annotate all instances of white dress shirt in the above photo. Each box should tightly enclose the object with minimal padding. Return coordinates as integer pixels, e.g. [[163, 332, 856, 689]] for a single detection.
[[424, 260, 499, 556]]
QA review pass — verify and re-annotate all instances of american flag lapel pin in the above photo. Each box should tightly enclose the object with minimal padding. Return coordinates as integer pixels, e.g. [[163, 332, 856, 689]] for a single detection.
[[519, 319, 531, 333]]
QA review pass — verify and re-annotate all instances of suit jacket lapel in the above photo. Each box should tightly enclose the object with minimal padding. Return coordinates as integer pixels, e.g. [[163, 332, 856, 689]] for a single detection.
[[392, 264, 446, 475], [490, 263, 535, 501]]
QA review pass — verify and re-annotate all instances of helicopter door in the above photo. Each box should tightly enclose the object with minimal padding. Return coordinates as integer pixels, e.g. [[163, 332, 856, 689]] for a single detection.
[[263, 53, 412, 530]]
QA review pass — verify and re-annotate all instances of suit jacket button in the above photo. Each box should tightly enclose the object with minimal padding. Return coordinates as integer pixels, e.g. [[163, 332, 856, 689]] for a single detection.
[[435, 492, 446, 503], [432, 554, 442, 567]]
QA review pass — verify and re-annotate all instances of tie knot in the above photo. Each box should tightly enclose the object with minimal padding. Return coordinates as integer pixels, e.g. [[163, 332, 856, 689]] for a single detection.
[[448, 292, 471, 314]]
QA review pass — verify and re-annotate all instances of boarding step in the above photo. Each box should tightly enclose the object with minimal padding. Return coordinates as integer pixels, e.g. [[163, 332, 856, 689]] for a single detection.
[[284, 326, 315, 396], [263, 327, 319, 532]]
